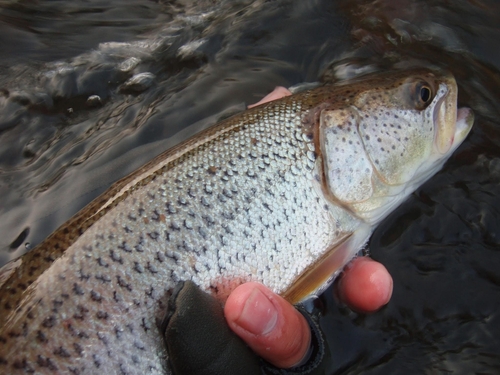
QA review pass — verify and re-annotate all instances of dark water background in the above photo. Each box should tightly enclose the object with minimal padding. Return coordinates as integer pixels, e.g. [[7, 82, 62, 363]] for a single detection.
[[0, 0, 499, 373]]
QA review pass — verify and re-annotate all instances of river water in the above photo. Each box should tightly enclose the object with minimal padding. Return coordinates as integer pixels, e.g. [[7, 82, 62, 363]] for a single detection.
[[0, 0, 499, 373]]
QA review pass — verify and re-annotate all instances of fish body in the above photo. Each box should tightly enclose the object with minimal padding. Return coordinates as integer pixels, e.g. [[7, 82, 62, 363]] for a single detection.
[[0, 69, 473, 374]]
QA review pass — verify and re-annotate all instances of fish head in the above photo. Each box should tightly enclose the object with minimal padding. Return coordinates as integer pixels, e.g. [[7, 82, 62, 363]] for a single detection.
[[319, 69, 474, 224]]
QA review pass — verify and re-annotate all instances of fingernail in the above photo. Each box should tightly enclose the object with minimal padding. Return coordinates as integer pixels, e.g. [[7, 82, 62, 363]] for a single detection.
[[235, 287, 278, 336]]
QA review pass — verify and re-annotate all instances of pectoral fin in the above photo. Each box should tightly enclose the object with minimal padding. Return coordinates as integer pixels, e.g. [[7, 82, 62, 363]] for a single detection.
[[282, 224, 372, 304]]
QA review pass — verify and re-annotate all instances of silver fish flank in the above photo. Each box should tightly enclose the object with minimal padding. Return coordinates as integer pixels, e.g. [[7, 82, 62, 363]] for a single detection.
[[0, 69, 473, 374]]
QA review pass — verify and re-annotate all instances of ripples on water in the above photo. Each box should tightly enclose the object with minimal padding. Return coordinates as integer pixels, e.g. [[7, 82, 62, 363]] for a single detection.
[[0, 0, 499, 373]]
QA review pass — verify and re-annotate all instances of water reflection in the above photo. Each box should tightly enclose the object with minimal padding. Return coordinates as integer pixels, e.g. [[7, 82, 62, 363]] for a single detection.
[[0, 0, 499, 372]]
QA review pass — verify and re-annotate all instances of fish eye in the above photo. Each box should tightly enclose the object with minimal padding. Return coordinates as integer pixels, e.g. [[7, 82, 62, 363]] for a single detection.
[[420, 86, 431, 103], [413, 81, 434, 109]]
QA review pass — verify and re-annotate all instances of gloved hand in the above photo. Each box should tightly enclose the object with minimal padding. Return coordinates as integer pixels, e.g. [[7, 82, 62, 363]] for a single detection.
[[163, 280, 326, 375], [163, 280, 261, 375], [163, 257, 392, 374]]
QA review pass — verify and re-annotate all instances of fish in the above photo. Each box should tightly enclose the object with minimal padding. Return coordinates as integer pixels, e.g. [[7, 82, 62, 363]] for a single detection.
[[0, 68, 473, 374]]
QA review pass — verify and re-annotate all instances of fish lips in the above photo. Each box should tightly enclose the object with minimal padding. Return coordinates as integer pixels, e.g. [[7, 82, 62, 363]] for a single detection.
[[453, 107, 474, 148], [433, 78, 474, 155]]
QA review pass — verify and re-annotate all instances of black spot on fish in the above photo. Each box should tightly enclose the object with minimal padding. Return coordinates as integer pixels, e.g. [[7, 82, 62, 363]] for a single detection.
[[114, 326, 123, 339], [198, 227, 208, 239], [135, 236, 145, 252], [76, 328, 89, 339], [148, 231, 160, 241], [134, 340, 145, 350], [73, 305, 89, 320], [116, 276, 132, 292], [42, 316, 56, 328], [109, 250, 123, 264], [96, 311, 109, 320], [187, 187, 196, 198], [156, 251, 165, 263], [146, 262, 158, 274], [118, 241, 132, 252], [203, 215, 215, 226], [200, 196, 210, 207], [95, 274, 111, 283], [141, 317, 151, 332], [169, 222, 181, 231], [36, 330, 48, 343], [93, 354, 101, 368], [37, 355, 58, 371], [134, 262, 144, 273], [97, 332, 109, 345], [90, 290, 102, 302], [73, 343, 84, 356], [54, 346, 72, 358], [118, 363, 130, 375], [51, 296, 64, 308], [166, 202, 177, 214], [151, 209, 161, 221]]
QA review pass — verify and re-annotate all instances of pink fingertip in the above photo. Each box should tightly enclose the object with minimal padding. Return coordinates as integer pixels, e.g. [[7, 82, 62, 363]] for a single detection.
[[339, 257, 393, 313], [248, 86, 292, 108]]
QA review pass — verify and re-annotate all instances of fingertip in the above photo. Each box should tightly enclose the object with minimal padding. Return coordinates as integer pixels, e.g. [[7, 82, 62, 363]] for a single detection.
[[247, 86, 292, 108], [224, 283, 311, 368], [338, 257, 393, 313], [225, 283, 279, 336]]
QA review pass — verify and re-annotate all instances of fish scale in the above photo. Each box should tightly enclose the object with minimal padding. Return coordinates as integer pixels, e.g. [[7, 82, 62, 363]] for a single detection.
[[0, 69, 473, 374]]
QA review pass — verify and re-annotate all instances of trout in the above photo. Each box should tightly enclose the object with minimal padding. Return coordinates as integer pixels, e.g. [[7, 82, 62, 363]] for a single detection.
[[0, 69, 473, 374]]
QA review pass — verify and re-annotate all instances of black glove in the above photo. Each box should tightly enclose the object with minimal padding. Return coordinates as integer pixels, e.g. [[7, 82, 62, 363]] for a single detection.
[[162, 281, 326, 375]]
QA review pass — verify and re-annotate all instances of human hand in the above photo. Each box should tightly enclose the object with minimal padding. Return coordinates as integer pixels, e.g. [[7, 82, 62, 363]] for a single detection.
[[224, 257, 393, 369], [164, 257, 392, 374]]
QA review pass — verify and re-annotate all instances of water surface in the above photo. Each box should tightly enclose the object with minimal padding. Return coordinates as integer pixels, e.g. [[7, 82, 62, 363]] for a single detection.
[[0, 0, 499, 373]]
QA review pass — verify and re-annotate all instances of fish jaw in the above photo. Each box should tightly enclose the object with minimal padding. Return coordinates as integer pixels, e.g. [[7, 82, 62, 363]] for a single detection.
[[408, 102, 474, 198], [380, 104, 474, 223], [451, 107, 474, 150], [432, 73, 474, 155], [433, 74, 458, 154]]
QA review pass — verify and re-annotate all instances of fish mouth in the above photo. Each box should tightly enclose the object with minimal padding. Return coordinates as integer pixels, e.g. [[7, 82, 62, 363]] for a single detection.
[[451, 107, 474, 150], [433, 74, 474, 155], [433, 79, 457, 154]]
